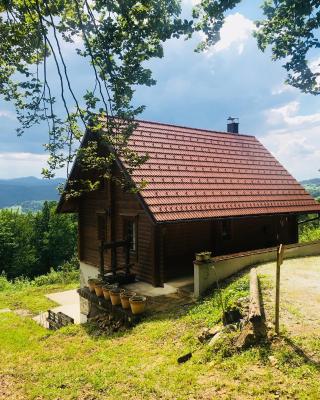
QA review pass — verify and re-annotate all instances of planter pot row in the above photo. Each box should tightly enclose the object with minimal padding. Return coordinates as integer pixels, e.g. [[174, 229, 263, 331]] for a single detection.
[[87, 279, 146, 315]]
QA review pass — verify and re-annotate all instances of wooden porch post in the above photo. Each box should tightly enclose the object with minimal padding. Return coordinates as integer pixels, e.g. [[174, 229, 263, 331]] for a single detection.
[[109, 164, 117, 275], [99, 239, 105, 278], [152, 225, 164, 287]]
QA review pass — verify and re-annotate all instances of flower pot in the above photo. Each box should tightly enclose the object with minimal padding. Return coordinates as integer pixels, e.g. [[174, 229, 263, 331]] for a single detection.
[[129, 295, 147, 315], [120, 290, 136, 309], [196, 252, 212, 262], [202, 252, 211, 261], [102, 284, 117, 300], [94, 281, 104, 297], [109, 287, 122, 306], [88, 278, 99, 293]]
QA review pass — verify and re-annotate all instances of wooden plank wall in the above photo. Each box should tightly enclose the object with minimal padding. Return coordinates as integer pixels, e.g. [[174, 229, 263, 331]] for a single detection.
[[79, 189, 109, 267], [78, 180, 155, 284], [162, 215, 298, 281], [113, 183, 154, 283], [163, 221, 213, 281]]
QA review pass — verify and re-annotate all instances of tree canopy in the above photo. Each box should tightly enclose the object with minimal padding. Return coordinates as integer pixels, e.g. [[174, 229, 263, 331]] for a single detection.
[[0, 201, 77, 279], [1, 0, 319, 192]]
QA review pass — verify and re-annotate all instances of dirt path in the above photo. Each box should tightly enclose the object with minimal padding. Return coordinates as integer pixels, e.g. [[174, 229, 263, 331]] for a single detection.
[[257, 255, 320, 337], [0, 374, 26, 400]]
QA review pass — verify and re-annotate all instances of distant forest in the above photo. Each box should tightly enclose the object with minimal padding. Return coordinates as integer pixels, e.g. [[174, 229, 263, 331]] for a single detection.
[[0, 201, 77, 280], [300, 178, 320, 200]]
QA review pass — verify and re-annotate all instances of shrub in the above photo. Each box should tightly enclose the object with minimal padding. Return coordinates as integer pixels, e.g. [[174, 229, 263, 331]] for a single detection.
[[0, 272, 12, 291], [0, 258, 79, 291], [32, 267, 78, 286], [32, 257, 79, 286], [299, 226, 320, 243]]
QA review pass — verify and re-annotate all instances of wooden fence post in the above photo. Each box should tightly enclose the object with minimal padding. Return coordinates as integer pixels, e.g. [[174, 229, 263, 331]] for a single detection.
[[275, 244, 284, 335]]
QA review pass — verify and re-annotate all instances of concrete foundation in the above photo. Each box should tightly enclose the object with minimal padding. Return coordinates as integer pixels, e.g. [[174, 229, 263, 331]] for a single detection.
[[194, 240, 320, 298], [80, 261, 99, 288]]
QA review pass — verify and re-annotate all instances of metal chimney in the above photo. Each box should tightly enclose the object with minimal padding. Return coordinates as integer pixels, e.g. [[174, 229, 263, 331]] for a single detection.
[[227, 117, 239, 134]]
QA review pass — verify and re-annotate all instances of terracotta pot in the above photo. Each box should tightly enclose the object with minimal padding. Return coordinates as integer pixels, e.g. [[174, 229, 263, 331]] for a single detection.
[[109, 287, 122, 306], [94, 282, 104, 297], [129, 295, 147, 315], [202, 252, 211, 261], [195, 253, 204, 262], [102, 284, 116, 300], [120, 290, 136, 309], [196, 252, 211, 262], [88, 278, 99, 293]]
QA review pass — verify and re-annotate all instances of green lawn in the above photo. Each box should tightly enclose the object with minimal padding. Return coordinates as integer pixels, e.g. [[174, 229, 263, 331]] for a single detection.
[[1, 273, 320, 399], [0, 282, 79, 314]]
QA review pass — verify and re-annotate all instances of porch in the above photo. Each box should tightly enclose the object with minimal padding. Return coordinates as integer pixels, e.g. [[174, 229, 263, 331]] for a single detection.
[[33, 276, 194, 330]]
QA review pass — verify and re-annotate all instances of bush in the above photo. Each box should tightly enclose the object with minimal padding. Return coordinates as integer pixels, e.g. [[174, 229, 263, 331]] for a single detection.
[[0, 273, 12, 291], [299, 226, 320, 243], [32, 267, 78, 286], [32, 257, 79, 286], [0, 258, 79, 291]]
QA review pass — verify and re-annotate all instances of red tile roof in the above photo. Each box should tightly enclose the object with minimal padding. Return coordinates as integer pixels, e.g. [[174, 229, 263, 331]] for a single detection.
[[122, 120, 320, 222]]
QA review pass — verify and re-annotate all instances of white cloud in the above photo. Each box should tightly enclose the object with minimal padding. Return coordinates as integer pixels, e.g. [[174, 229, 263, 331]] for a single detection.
[[309, 57, 320, 74], [266, 101, 320, 126], [207, 13, 255, 56], [261, 101, 320, 180], [0, 152, 67, 179], [0, 110, 16, 120], [271, 83, 297, 96], [261, 129, 320, 181], [0, 152, 48, 179], [182, 0, 200, 5]]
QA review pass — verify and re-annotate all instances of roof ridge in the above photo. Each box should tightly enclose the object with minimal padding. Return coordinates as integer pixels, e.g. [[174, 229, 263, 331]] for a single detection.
[[134, 118, 255, 139]]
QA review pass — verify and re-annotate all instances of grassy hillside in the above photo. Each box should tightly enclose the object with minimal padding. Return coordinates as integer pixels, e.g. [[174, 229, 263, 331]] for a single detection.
[[1, 271, 320, 399], [0, 177, 64, 209]]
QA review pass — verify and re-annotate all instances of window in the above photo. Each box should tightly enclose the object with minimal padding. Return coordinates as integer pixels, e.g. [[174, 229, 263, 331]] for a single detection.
[[221, 219, 232, 240], [97, 212, 107, 241], [124, 218, 137, 252]]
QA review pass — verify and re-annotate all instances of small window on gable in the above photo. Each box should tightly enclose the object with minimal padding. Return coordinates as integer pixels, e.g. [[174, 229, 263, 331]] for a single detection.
[[124, 218, 137, 252], [221, 219, 232, 240], [97, 212, 107, 241]]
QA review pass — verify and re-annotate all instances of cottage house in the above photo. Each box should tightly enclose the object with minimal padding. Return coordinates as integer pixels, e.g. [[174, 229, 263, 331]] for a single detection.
[[57, 119, 320, 287]]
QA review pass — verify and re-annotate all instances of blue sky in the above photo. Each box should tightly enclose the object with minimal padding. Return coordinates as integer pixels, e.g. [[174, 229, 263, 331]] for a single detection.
[[1, 0, 320, 180]]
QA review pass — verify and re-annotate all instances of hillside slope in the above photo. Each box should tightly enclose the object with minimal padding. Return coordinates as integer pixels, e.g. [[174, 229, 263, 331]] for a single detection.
[[1, 269, 320, 399]]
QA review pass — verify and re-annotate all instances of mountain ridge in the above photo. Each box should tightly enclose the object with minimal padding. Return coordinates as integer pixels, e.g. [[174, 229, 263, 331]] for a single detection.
[[0, 176, 65, 208]]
